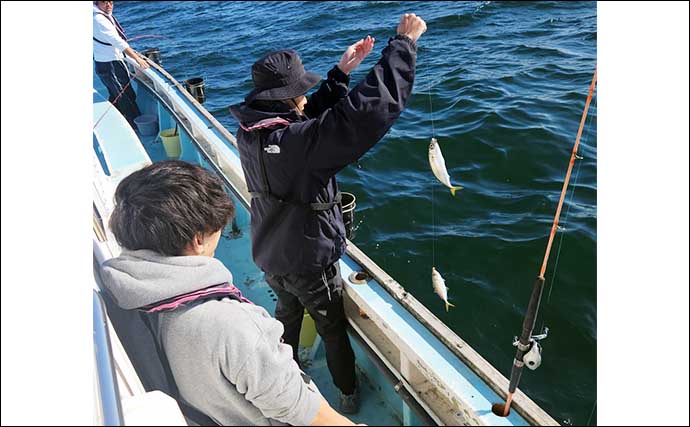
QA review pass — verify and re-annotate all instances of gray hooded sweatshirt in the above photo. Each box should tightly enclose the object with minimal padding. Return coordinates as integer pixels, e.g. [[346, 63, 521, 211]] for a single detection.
[[101, 249, 321, 426]]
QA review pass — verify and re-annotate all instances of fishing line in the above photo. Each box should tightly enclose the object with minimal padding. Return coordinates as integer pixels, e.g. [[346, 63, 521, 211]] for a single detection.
[[432, 171, 436, 266], [94, 31, 172, 130], [93, 64, 143, 130], [428, 82, 436, 139], [543, 94, 597, 306], [538, 94, 596, 333], [126, 34, 171, 43], [497, 68, 597, 418], [428, 76, 437, 267], [585, 400, 597, 426], [417, 68, 455, 94]]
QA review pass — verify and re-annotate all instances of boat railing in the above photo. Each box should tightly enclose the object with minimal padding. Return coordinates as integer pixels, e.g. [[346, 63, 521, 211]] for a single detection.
[[93, 289, 125, 426]]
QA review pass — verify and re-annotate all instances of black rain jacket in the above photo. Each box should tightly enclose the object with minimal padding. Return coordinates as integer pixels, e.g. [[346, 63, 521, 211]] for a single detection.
[[229, 35, 416, 275]]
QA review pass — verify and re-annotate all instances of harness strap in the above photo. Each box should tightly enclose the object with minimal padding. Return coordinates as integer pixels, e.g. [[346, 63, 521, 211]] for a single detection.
[[140, 312, 220, 426], [256, 134, 274, 198], [95, 10, 127, 41], [245, 117, 341, 211], [93, 36, 112, 46], [249, 191, 342, 212], [111, 14, 128, 40], [142, 283, 252, 313], [239, 117, 290, 132]]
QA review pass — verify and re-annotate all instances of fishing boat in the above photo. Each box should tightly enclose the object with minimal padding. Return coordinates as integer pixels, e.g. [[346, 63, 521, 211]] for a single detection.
[[92, 53, 559, 426]]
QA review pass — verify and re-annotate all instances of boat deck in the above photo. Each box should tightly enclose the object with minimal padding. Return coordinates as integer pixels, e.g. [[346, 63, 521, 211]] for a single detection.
[[94, 61, 554, 425], [94, 81, 404, 426]]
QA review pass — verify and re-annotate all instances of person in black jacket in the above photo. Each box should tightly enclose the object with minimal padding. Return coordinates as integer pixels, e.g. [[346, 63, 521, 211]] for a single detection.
[[229, 13, 427, 414]]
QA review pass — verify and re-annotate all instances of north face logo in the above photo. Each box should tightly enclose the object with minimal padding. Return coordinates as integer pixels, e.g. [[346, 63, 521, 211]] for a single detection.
[[264, 145, 281, 154]]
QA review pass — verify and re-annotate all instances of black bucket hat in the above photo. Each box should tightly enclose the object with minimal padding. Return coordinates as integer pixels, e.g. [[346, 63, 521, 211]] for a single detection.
[[245, 49, 321, 104]]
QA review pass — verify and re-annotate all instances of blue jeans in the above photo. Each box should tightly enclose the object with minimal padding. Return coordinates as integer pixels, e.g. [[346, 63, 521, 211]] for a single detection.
[[95, 60, 141, 126]]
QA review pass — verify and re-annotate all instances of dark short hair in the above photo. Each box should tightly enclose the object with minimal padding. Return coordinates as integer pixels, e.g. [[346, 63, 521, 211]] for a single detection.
[[109, 160, 235, 256]]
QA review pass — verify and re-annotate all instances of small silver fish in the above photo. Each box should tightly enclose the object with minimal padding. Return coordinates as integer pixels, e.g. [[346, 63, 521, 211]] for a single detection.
[[428, 137, 463, 196], [432, 267, 455, 312]]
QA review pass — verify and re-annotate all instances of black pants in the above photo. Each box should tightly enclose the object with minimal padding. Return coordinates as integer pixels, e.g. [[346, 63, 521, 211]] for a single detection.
[[265, 262, 356, 395], [95, 59, 141, 127]]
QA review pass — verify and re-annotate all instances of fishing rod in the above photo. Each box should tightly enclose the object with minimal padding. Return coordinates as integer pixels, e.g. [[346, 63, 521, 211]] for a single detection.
[[94, 32, 170, 129], [493, 67, 597, 418], [93, 65, 143, 130], [126, 34, 170, 43]]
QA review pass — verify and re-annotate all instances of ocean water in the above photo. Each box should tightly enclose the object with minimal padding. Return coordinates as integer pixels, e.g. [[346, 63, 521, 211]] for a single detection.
[[114, 1, 597, 425]]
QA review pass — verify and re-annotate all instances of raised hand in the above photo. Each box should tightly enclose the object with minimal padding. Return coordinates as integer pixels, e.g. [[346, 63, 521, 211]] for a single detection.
[[396, 13, 427, 43], [337, 35, 375, 75]]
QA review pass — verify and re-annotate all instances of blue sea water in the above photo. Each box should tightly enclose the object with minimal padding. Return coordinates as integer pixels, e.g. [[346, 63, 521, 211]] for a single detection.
[[114, 1, 597, 425]]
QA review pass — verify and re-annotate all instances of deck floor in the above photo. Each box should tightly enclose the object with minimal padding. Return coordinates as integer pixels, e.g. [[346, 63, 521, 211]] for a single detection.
[[304, 347, 402, 426]]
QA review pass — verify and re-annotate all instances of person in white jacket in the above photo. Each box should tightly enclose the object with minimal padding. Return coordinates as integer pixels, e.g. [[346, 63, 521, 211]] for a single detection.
[[93, 1, 148, 128]]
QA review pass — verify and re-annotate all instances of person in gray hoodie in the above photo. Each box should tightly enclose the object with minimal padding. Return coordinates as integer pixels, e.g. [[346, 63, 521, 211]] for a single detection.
[[100, 160, 359, 426]]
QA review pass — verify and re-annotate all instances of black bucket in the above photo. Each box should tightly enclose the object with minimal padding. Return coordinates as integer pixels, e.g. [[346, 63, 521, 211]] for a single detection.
[[184, 77, 206, 104], [141, 48, 162, 65], [340, 192, 356, 240]]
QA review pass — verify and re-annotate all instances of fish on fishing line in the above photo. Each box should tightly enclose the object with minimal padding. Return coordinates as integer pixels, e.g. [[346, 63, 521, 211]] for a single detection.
[[432, 267, 455, 312], [428, 137, 463, 196]]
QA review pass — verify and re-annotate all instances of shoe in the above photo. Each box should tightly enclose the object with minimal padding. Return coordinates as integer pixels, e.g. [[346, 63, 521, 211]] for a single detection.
[[339, 388, 360, 414]]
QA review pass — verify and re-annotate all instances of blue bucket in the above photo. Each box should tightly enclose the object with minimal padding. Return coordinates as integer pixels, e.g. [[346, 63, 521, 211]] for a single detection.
[[134, 114, 159, 136]]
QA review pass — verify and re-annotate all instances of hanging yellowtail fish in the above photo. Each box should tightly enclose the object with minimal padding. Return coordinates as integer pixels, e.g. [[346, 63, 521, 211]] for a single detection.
[[428, 137, 463, 196], [432, 267, 455, 312]]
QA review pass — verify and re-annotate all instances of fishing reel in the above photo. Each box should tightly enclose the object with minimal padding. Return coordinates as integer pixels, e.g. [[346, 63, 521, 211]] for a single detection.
[[523, 341, 543, 370], [513, 327, 549, 370]]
